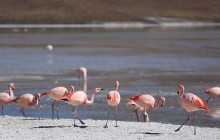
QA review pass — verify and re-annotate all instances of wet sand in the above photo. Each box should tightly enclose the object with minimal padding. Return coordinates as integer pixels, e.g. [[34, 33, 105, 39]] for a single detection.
[[0, 116, 219, 140]]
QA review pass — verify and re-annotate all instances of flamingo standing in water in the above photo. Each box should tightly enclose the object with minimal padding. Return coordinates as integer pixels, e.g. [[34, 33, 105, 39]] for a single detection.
[[75, 67, 87, 92], [126, 101, 145, 122], [0, 83, 15, 115], [203, 86, 220, 103], [104, 81, 121, 128], [40, 86, 74, 119], [62, 87, 103, 127], [175, 85, 210, 135], [13, 93, 40, 117], [129, 94, 165, 123]]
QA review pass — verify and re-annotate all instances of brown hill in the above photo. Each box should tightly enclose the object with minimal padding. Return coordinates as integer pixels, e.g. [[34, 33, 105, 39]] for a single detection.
[[0, 0, 220, 24]]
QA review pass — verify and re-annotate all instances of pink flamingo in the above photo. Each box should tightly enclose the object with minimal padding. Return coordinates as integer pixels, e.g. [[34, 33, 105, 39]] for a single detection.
[[175, 85, 210, 135], [127, 101, 145, 122], [0, 83, 15, 115], [129, 94, 165, 123], [75, 67, 87, 92], [104, 81, 121, 128], [62, 87, 103, 126], [40, 86, 74, 119], [203, 86, 220, 103], [13, 93, 40, 117]]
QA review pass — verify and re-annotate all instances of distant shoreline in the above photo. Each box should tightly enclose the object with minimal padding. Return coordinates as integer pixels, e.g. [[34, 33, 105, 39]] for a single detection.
[[1, 20, 220, 29]]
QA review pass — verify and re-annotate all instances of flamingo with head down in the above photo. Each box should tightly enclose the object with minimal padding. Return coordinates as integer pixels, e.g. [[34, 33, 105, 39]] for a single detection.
[[129, 94, 165, 123], [13, 93, 41, 117], [127, 100, 145, 122], [40, 86, 74, 119], [203, 86, 220, 103]]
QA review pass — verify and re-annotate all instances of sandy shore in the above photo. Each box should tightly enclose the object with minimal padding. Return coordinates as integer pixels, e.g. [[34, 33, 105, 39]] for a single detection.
[[0, 116, 219, 140]]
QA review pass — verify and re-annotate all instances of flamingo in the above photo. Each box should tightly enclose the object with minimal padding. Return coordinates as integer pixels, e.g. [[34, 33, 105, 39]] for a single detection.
[[13, 93, 40, 117], [175, 85, 210, 135], [104, 81, 121, 128], [40, 86, 74, 119], [126, 101, 145, 122], [75, 67, 87, 92], [0, 83, 15, 115], [62, 87, 103, 127], [129, 94, 165, 123], [203, 86, 220, 103]]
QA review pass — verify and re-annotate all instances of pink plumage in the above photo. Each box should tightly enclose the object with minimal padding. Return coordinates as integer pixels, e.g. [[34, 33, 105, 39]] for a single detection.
[[13, 93, 40, 117], [104, 81, 121, 128], [203, 86, 220, 103], [62, 87, 103, 126], [40, 86, 74, 119], [0, 83, 15, 115], [175, 84, 210, 135], [129, 94, 165, 122]]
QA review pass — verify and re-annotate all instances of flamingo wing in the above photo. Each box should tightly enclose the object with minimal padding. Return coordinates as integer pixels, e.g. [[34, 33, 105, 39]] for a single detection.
[[194, 98, 210, 112]]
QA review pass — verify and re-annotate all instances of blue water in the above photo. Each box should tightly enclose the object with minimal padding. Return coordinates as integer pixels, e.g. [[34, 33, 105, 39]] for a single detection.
[[1, 27, 220, 128]]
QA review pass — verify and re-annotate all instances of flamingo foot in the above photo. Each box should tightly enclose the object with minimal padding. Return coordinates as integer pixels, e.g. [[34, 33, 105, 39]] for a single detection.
[[73, 124, 79, 127], [80, 120, 85, 125], [103, 125, 108, 128], [174, 128, 180, 132], [115, 125, 119, 127]]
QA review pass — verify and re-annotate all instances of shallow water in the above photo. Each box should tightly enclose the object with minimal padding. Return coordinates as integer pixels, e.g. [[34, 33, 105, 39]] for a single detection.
[[1, 27, 220, 128]]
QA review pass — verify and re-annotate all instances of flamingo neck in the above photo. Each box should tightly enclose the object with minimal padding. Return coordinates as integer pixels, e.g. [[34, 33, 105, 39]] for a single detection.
[[85, 90, 96, 104], [115, 85, 119, 92], [8, 86, 14, 99], [68, 86, 74, 93], [152, 98, 161, 110], [179, 86, 185, 99], [83, 78, 87, 92]]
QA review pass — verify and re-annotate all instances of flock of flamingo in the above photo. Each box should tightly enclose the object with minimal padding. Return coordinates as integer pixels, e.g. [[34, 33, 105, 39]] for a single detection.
[[0, 66, 219, 135]]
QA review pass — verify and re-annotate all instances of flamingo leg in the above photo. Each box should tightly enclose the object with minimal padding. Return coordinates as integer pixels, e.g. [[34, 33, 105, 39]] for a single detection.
[[72, 106, 77, 127], [56, 101, 59, 120], [51, 100, 56, 119], [134, 110, 140, 122], [206, 96, 211, 104], [115, 106, 119, 127], [143, 113, 146, 122], [194, 112, 197, 135], [175, 113, 190, 132], [104, 106, 111, 128], [131, 111, 136, 121], [20, 108, 26, 117], [72, 106, 85, 127], [144, 111, 149, 122], [1, 105, 4, 116]]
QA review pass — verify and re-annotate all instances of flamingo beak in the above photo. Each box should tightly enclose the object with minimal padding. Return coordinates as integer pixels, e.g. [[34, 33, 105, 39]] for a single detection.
[[177, 91, 179, 95]]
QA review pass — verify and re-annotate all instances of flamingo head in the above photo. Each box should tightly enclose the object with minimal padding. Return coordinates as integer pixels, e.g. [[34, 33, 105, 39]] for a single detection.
[[177, 85, 184, 95], [126, 101, 137, 106], [9, 83, 15, 90], [94, 88, 104, 94], [35, 93, 41, 101], [158, 97, 166, 107], [115, 81, 119, 88], [69, 85, 75, 93], [75, 67, 87, 79]]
